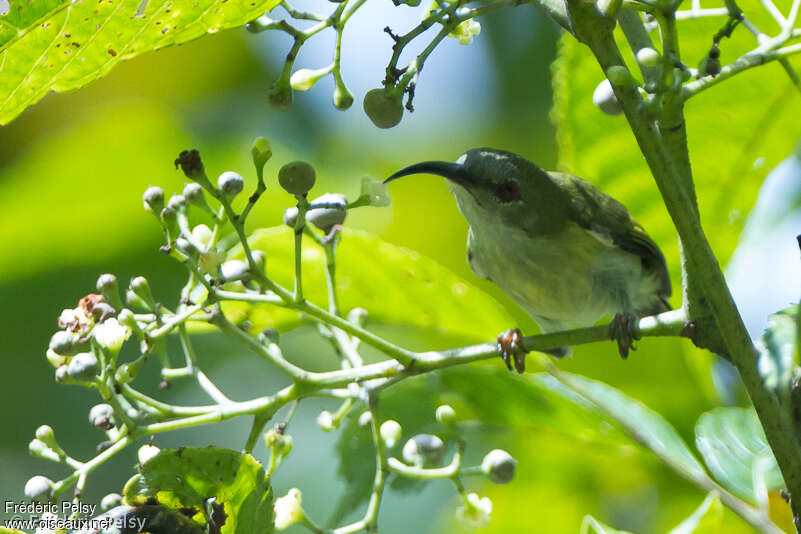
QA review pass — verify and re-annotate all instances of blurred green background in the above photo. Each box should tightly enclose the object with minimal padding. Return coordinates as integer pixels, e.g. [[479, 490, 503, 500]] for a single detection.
[[1, 1, 801, 532]]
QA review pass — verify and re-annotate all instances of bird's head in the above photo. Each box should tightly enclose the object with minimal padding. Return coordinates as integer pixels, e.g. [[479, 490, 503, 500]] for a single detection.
[[385, 148, 564, 233]]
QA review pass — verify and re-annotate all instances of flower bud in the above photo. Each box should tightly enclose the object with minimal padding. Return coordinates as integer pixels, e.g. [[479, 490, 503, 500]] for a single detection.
[[175, 237, 199, 258], [592, 79, 622, 116], [435, 404, 456, 425], [347, 308, 368, 328], [283, 207, 299, 227], [456, 493, 492, 529], [218, 171, 244, 197], [307, 193, 347, 232], [402, 434, 444, 467], [636, 47, 661, 67], [333, 82, 354, 110], [183, 183, 206, 206], [142, 186, 165, 213], [137, 444, 160, 464], [274, 488, 303, 530], [363, 88, 403, 129], [67, 352, 99, 381], [167, 194, 188, 212], [130, 276, 154, 305], [290, 67, 331, 91], [55, 365, 68, 382], [450, 19, 481, 45], [24, 476, 54, 503], [316, 410, 336, 432], [251, 137, 273, 171], [220, 260, 249, 282], [358, 411, 373, 428], [100, 493, 123, 511], [29, 439, 59, 462], [89, 403, 115, 429], [252, 250, 266, 271], [379, 420, 402, 447], [96, 273, 119, 295], [279, 161, 316, 196], [481, 449, 517, 484], [49, 331, 76, 355], [35, 425, 55, 443]]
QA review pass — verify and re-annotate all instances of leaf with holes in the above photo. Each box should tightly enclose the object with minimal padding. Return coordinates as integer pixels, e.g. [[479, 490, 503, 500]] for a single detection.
[[0, 0, 280, 125]]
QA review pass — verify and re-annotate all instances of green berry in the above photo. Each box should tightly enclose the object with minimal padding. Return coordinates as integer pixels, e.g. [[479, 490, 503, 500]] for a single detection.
[[363, 88, 403, 129], [279, 161, 316, 196]]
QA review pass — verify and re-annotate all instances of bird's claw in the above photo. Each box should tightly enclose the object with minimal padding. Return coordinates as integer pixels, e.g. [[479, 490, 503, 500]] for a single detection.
[[497, 328, 527, 374], [609, 312, 641, 359]]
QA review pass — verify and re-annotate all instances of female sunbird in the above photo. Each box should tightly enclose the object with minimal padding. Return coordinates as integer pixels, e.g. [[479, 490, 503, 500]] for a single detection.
[[386, 148, 671, 372]]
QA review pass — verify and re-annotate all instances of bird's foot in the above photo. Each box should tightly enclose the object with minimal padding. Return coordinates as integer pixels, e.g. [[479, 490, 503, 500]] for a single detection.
[[497, 328, 527, 374], [609, 312, 641, 359]]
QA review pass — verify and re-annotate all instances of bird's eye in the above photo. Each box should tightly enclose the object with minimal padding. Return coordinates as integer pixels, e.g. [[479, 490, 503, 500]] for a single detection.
[[496, 181, 519, 202]]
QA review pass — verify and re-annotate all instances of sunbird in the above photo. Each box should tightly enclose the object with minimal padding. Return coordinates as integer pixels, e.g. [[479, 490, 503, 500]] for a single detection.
[[386, 148, 671, 372]]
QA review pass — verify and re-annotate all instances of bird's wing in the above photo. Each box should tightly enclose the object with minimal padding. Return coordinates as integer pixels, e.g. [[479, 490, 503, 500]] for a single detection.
[[548, 172, 672, 304]]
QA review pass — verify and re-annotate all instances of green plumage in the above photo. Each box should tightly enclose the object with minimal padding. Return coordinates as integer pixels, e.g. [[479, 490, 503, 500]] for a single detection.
[[386, 147, 672, 337]]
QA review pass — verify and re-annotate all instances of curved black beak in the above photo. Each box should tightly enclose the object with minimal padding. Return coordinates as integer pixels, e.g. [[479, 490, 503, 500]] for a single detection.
[[384, 161, 474, 188]]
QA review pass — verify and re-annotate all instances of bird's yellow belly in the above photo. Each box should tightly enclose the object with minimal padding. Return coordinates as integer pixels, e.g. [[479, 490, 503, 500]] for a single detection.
[[468, 222, 642, 331]]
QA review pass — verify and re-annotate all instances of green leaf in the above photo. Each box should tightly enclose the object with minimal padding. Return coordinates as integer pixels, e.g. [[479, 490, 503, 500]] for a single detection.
[[667, 492, 723, 534], [581, 515, 635, 534], [0, 528, 27, 534], [224, 227, 515, 341], [123, 446, 274, 534], [551, 21, 801, 278], [536, 371, 709, 482], [695, 407, 784, 503], [756, 305, 799, 397], [0, 0, 280, 125]]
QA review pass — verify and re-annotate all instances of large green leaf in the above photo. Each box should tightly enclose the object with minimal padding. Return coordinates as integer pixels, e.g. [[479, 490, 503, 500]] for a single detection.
[[695, 407, 784, 503], [224, 227, 516, 343], [535, 371, 709, 482], [552, 8, 801, 279], [0, 0, 279, 125], [123, 446, 274, 534]]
